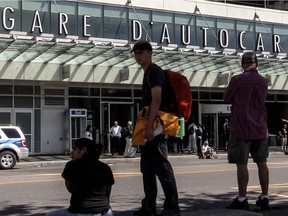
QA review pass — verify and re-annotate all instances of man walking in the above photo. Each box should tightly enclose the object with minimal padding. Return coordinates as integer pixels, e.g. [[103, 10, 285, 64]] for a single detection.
[[131, 40, 181, 216], [187, 122, 197, 154], [109, 121, 122, 155], [224, 52, 270, 211]]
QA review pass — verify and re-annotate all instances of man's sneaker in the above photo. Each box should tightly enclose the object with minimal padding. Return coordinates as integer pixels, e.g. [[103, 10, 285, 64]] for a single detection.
[[159, 207, 181, 216], [256, 196, 270, 210], [133, 207, 157, 216], [226, 197, 249, 210]]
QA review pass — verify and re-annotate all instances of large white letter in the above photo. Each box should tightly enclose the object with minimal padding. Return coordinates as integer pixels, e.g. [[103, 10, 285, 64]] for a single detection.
[[83, 15, 91, 37], [238, 31, 246, 50], [256, 33, 264, 51], [59, 13, 68, 35], [161, 24, 171, 43], [132, 20, 142, 40], [181, 25, 190, 45], [2, 7, 15, 30], [273, 34, 280, 53], [201, 27, 209, 47], [219, 29, 229, 48], [31, 10, 43, 33]]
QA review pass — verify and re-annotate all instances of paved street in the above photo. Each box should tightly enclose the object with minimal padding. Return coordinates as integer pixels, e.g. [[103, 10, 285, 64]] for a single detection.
[[0, 150, 287, 216]]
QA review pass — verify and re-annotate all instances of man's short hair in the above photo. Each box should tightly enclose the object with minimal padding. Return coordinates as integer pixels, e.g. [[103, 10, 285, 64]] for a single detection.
[[131, 40, 152, 53], [242, 52, 258, 67]]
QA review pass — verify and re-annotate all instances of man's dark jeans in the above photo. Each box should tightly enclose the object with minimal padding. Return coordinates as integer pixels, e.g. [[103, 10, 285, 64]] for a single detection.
[[139, 136, 179, 210]]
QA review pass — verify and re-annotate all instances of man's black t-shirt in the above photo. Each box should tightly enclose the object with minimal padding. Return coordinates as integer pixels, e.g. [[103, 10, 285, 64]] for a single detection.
[[62, 157, 115, 213], [142, 63, 175, 113]]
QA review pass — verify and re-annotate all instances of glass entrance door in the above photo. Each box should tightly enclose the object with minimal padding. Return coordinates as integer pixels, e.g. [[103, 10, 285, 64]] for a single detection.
[[200, 104, 231, 150], [15, 111, 32, 153], [201, 114, 217, 148], [71, 116, 87, 147], [101, 102, 138, 153]]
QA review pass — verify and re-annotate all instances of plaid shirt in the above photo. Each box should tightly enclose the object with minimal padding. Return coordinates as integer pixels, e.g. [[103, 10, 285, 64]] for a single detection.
[[223, 69, 268, 140]]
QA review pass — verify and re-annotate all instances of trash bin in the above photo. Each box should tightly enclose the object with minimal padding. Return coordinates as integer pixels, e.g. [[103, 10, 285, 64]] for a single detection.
[[268, 134, 277, 146]]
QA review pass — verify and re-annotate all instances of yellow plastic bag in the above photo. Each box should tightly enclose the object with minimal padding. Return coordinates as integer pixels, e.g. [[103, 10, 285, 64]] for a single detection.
[[132, 106, 180, 145]]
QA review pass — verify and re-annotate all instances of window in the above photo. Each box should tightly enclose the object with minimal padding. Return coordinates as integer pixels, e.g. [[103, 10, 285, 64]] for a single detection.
[[14, 85, 33, 95], [22, 0, 50, 34], [51, 1, 77, 35], [0, 96, 12, 107], [104, 6, 128, 39], [102, 88, 131, 97], [0, 0, 21, 33], [236, 21, 255, 51], [196, 16, 217, 48], [152, 11, 174, 44], [129, 9, 151, 41], [69, 87, 89, 96], [1, 128, 21, 138], [0, 85, 12, 94], [15, 96, 33, 108], [78, 3, 103, 38], [217, 19, 236, 49], [175, 14, 196, 46]]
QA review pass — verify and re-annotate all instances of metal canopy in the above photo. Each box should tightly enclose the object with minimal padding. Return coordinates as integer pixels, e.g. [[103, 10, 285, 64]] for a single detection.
[[0, 34, 288, 78]]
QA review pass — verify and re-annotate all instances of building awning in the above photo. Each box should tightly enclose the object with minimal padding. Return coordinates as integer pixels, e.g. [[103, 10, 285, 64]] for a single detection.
[[0, 33, 288, 88]]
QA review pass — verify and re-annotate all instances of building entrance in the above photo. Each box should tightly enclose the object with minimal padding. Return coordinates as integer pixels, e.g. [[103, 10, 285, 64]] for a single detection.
[[100, 102, 139, 153], [68, 109, 87, 154], [200, 104, 231, 150]]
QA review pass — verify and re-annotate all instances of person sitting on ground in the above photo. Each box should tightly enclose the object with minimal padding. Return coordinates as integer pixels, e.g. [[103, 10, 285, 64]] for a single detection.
[[201, 140, 218, 159], [46, 138, 115, 216]]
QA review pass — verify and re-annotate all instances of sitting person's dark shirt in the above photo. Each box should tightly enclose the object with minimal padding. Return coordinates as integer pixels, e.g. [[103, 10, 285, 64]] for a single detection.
[[62, 157, 115, 213]]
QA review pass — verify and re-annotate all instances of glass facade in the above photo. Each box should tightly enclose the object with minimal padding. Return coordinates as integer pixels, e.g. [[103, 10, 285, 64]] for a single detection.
[[0, 1, 288, 53], [209, 0, 288, 11]]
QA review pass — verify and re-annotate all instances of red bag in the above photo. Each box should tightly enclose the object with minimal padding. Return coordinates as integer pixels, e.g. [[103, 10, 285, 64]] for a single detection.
[[164, 70, 192, 121]]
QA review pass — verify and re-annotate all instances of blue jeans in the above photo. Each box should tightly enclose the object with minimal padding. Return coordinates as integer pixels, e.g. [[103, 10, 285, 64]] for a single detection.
[[140, 136, 179, 210], [45, 208, 113, 216]]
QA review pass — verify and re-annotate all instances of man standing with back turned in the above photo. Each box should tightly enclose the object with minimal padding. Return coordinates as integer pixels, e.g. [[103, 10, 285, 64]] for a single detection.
[[131, 40, 181, 216], [224, 52, 270, 211]]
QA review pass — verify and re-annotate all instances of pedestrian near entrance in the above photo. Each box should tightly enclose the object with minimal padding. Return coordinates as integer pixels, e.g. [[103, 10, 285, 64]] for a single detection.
[[187, 122, 197, 154], [45, 138, 114, 216], [123, 120, 135, 158], [279, 120, 288, 152], [223, 118, 230, 151], [131, 40, 181, 216], [84, 125, 93, 140], [109, 121, 122, 155], [224, 52, 270, 211], [196, 124, 203, 157]]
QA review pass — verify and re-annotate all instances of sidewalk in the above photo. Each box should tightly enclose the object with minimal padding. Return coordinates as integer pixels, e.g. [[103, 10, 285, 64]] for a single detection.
[[18, 146, 284, 168], [17, 147, 288, 216]]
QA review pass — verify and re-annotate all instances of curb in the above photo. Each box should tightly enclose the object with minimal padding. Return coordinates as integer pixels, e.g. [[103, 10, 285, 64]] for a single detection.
[[17, 150, 285, 169]]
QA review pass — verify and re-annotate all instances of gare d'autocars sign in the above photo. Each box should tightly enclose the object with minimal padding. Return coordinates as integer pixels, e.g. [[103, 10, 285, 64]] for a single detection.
[[0, 6, 285, 53]]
